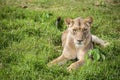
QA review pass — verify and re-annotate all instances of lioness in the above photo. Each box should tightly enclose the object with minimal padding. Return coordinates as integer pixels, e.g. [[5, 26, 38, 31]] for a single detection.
[[48, 17, 109, 71]]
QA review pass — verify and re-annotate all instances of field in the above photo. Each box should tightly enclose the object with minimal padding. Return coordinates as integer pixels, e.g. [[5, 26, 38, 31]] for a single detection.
[[0, 0, 120, 80]]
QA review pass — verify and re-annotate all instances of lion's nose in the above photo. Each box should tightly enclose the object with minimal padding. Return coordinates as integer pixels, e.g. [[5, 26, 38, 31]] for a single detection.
[[77, 40, 83, 43]]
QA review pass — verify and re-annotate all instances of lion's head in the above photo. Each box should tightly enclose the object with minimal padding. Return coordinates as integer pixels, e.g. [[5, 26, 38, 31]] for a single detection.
[[65, 17, 93, 47]]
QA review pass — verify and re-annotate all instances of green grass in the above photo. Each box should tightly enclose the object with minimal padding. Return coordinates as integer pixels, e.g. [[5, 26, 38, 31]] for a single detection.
[[0, 0, 120, 80]]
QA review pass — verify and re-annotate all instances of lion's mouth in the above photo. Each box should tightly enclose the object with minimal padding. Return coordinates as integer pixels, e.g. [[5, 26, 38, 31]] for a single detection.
[[75, 42, 84, 47], [77, 42, 83, 45]]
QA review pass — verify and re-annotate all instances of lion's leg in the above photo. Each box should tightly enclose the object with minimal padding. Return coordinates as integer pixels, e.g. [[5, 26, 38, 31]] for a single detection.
[[92, 35, 109, 47], [67, 50, 85, 71], [47, 55, 68, 67]]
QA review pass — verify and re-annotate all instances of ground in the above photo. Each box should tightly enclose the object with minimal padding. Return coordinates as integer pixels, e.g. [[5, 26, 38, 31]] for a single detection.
[[0, 0, 120, 80]]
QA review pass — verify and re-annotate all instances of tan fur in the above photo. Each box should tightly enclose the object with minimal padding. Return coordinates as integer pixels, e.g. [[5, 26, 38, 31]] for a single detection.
[[48, 17, 109, 71]]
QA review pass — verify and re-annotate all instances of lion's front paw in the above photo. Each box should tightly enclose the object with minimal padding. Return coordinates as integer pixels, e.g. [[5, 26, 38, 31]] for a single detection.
[[103, 42, 110, 47], [67, 66, 73, 72], [47, 61, 55, 67], [47, 62, 52, 67], [67, 63, 77, 72]]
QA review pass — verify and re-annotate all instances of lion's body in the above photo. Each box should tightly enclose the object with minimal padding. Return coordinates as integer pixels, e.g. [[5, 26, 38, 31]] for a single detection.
[[48, 17, 109, 71]]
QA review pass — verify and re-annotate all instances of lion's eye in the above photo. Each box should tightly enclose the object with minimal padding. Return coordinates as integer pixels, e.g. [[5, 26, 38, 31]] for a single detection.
[[73, 29, 77, 32], [84, 28, 87, 31]]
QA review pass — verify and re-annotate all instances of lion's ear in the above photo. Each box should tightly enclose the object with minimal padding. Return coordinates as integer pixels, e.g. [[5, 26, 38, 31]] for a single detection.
[[84, 17, 93, 25], [64, 18, 73, 27]]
